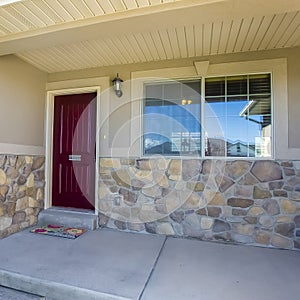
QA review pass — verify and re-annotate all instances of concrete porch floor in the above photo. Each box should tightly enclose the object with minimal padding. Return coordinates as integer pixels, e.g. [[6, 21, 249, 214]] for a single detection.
[[0, 228, 299, 300]]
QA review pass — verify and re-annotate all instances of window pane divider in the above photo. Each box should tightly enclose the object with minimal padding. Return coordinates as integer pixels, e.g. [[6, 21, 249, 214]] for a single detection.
[[201, 77, 205, 157]]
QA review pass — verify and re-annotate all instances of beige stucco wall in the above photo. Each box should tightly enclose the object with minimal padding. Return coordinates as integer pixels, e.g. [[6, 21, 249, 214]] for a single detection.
[[0, 55, 47, 148], [47, 47, 300, 152], [287, 48, 300, 148]]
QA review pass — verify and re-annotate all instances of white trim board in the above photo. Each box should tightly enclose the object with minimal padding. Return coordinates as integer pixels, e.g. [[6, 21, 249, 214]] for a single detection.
[[45, 77, 108, 213], [0, 143, 44, 156]]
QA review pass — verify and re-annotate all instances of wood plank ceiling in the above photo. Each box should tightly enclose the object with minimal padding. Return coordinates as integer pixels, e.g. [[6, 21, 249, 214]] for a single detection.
[[0, 0, 178, 35], [0, 0, 299, 73]]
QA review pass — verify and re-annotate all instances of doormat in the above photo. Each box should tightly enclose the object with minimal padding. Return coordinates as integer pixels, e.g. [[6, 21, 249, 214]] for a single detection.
[[30, 224, 86, 239]]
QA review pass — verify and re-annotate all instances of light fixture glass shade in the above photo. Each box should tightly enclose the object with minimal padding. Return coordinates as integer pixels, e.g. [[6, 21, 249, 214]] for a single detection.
[[112, 74, 123, 97]]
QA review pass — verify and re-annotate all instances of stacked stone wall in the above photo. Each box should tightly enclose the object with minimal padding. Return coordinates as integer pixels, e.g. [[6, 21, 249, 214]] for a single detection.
[[99, 158, 300, 250], [0, 155, 45, 238]]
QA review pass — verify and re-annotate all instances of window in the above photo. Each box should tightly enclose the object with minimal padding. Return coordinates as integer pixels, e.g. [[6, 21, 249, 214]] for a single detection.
[[205, 74, 271, 157], [142, 73, 272, 158], [143, 80, 201, 156]]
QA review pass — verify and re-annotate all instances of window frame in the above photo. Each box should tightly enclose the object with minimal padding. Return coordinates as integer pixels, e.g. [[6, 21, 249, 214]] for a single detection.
[[131, 58, 290, 160]]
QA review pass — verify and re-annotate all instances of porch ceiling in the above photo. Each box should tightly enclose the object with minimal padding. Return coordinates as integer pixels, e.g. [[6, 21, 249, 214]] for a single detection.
[[0, 0, 299, 73]]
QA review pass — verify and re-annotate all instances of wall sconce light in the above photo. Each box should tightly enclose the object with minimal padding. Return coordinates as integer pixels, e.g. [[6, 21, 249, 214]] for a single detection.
[[112, 73, 123, 97]]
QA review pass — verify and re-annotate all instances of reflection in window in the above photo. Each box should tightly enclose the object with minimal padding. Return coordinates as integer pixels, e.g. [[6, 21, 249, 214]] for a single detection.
[[205, 74, 271, 157], [143, 80, 201, 156]]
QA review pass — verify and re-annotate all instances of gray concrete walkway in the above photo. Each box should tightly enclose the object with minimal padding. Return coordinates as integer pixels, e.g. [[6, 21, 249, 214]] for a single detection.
[[0, 228, 299, 300]]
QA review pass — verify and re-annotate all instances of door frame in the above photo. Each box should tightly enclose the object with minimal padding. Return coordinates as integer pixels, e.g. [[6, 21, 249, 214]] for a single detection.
[[45, 86, 101, 214]]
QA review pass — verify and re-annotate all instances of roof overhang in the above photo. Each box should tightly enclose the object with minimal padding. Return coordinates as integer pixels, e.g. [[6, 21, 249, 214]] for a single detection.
[[0, 0, 299, 72]]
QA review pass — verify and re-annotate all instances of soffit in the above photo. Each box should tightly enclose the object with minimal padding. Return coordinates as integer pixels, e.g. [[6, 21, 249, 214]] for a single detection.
[[0, 0, 299, 73], [0, 0, 189, 40]]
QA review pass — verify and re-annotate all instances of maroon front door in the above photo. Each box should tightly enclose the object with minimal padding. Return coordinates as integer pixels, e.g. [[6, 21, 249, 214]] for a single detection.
[[52, 93, 96, 210]]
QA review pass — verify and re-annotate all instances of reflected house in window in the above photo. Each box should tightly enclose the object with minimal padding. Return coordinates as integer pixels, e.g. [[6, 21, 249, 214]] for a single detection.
[[205, 138, 226, 157], [144, 133, 176, 155], [239, 96, 272, 157], [227, 141, 255, 157], [205, 138, 256, 157], [171, 132, 201, 153]]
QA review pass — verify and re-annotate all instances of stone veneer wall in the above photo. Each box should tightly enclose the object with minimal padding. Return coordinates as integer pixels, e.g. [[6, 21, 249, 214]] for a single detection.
[[99, 158, 300, 250], [0, 155, 45, 238]]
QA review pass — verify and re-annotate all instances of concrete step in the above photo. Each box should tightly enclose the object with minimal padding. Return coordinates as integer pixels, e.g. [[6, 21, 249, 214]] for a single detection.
[[0, 270, 129, 300], [38, 207, 98, 230], [0, 285, 45, 300]]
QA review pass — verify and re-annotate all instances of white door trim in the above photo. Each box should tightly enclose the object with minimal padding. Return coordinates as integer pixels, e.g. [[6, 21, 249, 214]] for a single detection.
[[45, 86, 101, 214]]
